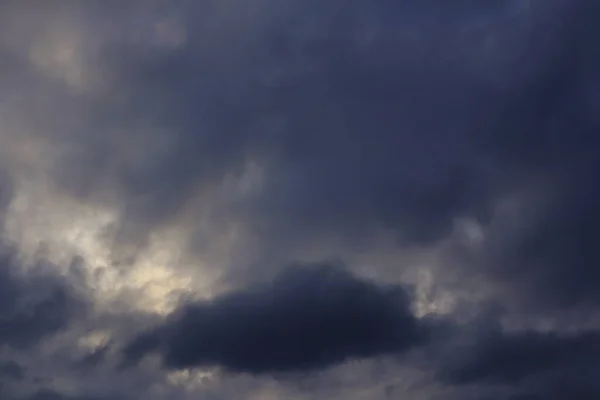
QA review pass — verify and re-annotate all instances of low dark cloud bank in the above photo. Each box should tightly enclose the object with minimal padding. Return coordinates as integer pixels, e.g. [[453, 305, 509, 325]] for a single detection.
[[437, 318, 600, 399], [123, 263, 430, 373]]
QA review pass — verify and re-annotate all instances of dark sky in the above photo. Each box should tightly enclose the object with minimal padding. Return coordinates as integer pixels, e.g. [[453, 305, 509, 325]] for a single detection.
[[0, 0, 599, 399]]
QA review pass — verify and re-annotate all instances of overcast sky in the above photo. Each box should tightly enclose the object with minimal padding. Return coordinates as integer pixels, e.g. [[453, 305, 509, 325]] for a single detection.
[[0, 1, 599, 399]]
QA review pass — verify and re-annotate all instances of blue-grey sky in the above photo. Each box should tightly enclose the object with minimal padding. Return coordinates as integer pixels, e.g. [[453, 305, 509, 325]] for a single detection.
[[0, 1, 599, 399]]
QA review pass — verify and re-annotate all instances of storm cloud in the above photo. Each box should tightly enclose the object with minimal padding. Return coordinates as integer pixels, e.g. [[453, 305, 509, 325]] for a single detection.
[[0, 248, 86, 349], [0, 0, 598, 399], [123, 262, 430, 373], [437, 316, 600, 399]]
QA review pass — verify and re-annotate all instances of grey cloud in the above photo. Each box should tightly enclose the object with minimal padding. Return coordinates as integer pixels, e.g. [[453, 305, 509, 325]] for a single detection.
[[18, 390, 112, 400], [440, 330, 600, 386], [434, 308, 600, 400], [73, 343, 111, 370], [229, 0, 600, 316], [0, 360, 25, 381], [0, 249, 88, 349], [0, 251, 93, 400], [427, 0, 600, 312], [0, 0, 539, 254], [123, 262, 430, 374], [0, 171, 13, 228], [0, 0, 591, 276], [0, 0, 599, 399]]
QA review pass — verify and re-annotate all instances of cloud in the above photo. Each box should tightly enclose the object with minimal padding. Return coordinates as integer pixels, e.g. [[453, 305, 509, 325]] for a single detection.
[[0, 0, 546, 259], [123, 262, 430, 373], [0, 0, 598, 399], [466, 0, 600, 309], [435, 309, 600, 400], [0, 248, 87, 349], [0, 247, 93, 400], [441, 330, 600, 386], [0, 360, 25, 381], [17, 390, 111, 400]]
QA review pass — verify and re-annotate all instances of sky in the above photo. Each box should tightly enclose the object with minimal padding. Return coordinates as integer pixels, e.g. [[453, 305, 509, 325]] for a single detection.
[[0, 0, 599, 399]]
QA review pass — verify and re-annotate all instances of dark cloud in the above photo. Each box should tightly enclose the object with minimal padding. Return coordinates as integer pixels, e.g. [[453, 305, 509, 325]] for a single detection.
[[19, 390, 110, 400], [23, 0, 534, 254], [468, 0, 600, 312], [0, 249, 92, 399], [73, 0, 600, 315], [0, 0, 599, 399], [0, 248, 87, 349], [262, 0, 600, 312], [2, 0, 595, 288], [441, 330, 600, 386], [123, 262, 429, 373], [484, 165, 600, 310], [73, 343, 111, 370], [436, 311, 600, 400], [0, 171, 13, 227], [0, 361, 25, 381]]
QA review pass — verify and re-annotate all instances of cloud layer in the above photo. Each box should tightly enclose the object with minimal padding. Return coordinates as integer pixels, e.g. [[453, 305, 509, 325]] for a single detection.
[[0, 0, 598, 399]]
